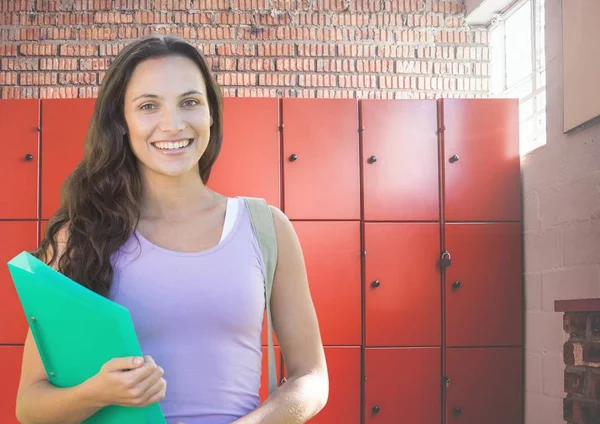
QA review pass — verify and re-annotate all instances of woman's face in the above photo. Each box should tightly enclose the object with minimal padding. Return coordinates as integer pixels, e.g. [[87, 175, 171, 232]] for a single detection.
[[123, 55, 212, 179]]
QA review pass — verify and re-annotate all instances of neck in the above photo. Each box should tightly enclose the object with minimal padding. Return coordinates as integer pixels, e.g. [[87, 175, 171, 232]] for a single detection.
[[138, 166, 218, 222]]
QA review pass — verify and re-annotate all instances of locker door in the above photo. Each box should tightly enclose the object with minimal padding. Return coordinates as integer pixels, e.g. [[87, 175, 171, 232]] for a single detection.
[[292, 221, 361, 346], [259, 346, 281, 403], [441, 99, 520, 222], [0, 345, 23, 424], [41, 99, 95, 219], [282, 99, 360, 220], [362, 100, 439, 221], [445, 223, 522, 347], [0, 222, 37, 344], [446, 347, 523, 424], [208, 98, 281, 208], [0, 99, 39, 219], [365, 348, 440, 424], [365, 223, 441, 347], [309, 347, 360, 424]]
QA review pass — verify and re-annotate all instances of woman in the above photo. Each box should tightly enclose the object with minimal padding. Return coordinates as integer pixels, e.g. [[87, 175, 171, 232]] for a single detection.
[[15, 35, 328, 424]]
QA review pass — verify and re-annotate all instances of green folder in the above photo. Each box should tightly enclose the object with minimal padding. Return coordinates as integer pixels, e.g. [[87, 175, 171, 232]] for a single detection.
[[7, 251, 166, 424]]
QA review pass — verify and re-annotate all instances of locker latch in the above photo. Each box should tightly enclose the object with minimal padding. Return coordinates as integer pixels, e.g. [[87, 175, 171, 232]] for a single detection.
[[440, 251, 451, 269], [444, 376, 451, 388]]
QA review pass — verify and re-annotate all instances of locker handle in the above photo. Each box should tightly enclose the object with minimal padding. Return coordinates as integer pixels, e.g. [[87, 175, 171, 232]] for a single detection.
[[372, 405, 380, 415], [452, 281, 461, 290], [25, 153, 34, 161], [367, 155, 377, 164], [449, 154, 459, 163], [289, 154, 298, 162], [371, 280, 381, 288], [453, 407, 462, 416]]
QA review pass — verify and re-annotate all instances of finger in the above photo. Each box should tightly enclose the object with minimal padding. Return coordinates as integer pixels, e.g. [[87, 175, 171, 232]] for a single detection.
[[124, 359, 159, 384], [136, 366, 164, 396], [105, 356, 144, 372], [139, 378, 167, 406]]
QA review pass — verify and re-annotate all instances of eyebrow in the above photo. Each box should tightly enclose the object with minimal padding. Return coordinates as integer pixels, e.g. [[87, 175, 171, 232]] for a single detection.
[[132, 90, 204, 102]]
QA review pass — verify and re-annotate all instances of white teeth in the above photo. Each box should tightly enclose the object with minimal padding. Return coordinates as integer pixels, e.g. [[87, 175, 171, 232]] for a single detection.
[[154, 140, 191, 150]]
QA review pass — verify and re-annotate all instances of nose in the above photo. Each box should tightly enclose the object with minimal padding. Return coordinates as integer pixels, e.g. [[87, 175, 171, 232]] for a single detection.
[[158, 107, 185, 133]]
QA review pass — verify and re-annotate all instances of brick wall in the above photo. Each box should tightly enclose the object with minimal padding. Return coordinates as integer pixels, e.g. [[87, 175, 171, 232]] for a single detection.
[[562, 312, 600, 424], [0, 0, 490, 99]]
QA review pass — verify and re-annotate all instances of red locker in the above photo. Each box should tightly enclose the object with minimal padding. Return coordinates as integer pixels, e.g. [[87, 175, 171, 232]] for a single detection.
[[445, 223, 522, 347], [293, 221, 361, 346], [282, 99, 360, 220], [365, 223, 441, 347], [440, 98, 520, 222], [362, 100, 439, 221], [0, 222, 37, 344], [365, 347, 441, 424], [259, 346, 281, 403], [308, 347, 361, 424], [0, 345, 24, 424], [41, 99, 95, 219], [445, 347, 523, 424], [0, 99, 39, 219], [208, 98, 281, 208]]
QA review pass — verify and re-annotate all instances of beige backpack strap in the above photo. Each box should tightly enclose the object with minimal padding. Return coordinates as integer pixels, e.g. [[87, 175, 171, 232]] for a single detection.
[[242, 197, 278, 395]]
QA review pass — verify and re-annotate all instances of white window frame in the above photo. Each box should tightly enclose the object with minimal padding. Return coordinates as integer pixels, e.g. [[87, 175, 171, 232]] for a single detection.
[[490, 0, 546, 156]]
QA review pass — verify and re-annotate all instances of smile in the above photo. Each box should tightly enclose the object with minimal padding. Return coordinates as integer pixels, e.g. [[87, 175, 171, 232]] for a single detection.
[[151, 139, 193, 151]]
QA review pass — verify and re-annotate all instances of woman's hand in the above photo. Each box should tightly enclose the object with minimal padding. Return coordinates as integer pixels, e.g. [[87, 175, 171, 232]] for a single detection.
[[86, 355, 167, 408]]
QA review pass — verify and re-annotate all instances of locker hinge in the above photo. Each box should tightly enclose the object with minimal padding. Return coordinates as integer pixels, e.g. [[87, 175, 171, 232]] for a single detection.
[[361, 250, 367, 256], [279, 124, 284, 131], [437, 125, 446, 134], [359, 126, 365, 133]]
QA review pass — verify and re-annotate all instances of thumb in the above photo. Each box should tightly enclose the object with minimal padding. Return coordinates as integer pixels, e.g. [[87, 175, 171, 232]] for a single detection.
[[105, 356, 145, 371]]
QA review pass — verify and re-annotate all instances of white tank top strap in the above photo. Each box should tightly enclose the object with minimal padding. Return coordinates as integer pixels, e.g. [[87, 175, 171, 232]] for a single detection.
[[220, 197, 240, 243]]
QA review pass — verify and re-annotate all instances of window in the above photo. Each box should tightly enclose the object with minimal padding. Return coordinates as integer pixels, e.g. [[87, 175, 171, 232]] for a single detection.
[[491, 0, 546, 156]]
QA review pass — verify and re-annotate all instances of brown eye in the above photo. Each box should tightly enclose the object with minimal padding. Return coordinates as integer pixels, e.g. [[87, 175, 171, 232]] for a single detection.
[[182, 99, 200, 107], [140, 103, 156, 110]]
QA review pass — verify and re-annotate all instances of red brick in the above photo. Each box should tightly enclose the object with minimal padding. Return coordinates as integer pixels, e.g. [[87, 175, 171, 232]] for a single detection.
[[210, 58, 236, 71], [379, 75, 405, 89], [40, 58, 78, 71], [216, 43, 256, 56], [356, 0, 383, 12], [1, 0, 34, 11], [338, 44, 377, 57], [258, 73, 296, 86], [238, 58, 274, 72], [1, 86, 39, 99], [215, 72, 257, 86], [80, 58, 112, 71], [78, 27, 117, 40], [564, 396, 600, 424], [587, 370, 600, 400], [298, 43, 336, 57], [135, 11, 170, 24], [0, 45, 17, 57], [316, 59, 355, 73], [1, 58, 38, 71], [258, 43, 295, 56], [296, 12, 329, 25], [58, 72, 97, 85], [20, 72, 58, 85], [299, 74, 336, 88], [60, 44, 99, 57], [155, 0, 188, 10], [19, 43, 57, 56], [275, 58, 315, 72], [356, 59, 393, 73], [258, 11, 291, 25], [0, 72, 17, 85], [94, 11, 134, 24], [215, 12, 252, 25], [276, 27, 314, 41], [78, 86, 99, 98], [378, 45, 415, 58], [339, 74, 376, 88], [40, 86, 79, 99], [233, 0, 269, 9]]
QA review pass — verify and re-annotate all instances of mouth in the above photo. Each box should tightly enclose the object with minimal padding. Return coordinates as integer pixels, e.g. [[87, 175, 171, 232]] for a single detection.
[[151, 139, 194, 153]]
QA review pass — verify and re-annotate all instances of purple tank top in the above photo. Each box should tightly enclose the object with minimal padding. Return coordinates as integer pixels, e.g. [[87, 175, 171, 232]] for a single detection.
[[109, 198, 265, 424]]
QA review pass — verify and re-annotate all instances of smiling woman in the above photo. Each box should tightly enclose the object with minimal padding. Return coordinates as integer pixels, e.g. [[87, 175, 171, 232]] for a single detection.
[[15, 35, 328, 424]]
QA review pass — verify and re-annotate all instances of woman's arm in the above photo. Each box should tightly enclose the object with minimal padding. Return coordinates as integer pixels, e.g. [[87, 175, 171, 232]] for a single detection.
[[233, 206, 329, 424]]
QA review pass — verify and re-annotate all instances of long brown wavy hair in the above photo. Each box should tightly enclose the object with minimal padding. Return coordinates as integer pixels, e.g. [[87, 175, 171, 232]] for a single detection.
[[34, 35, 224, 297]]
